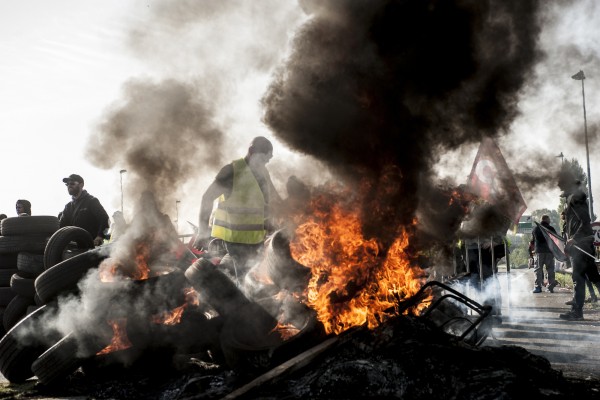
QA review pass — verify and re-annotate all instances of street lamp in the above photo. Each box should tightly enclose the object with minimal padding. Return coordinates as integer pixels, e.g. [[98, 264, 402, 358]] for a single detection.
[[119, 169, 127, 214], [572, 70, 594, 220], [175, 200, 181, 234]]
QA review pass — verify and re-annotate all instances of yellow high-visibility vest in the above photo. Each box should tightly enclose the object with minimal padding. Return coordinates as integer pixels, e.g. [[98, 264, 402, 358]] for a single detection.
[[211, 158, 266, 244]]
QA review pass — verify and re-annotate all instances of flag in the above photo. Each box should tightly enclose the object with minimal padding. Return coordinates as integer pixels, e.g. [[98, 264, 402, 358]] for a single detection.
[[466, 138, 527, 224], [571, 70, 585, 80], [535, 221, 568, 262]]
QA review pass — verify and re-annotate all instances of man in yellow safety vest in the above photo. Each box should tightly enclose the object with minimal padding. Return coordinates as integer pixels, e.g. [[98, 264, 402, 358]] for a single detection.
[[194, 136, 281, 282]]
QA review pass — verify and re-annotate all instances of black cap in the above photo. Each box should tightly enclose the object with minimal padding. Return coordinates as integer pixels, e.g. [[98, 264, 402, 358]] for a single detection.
[[62, 174, 84, 185]]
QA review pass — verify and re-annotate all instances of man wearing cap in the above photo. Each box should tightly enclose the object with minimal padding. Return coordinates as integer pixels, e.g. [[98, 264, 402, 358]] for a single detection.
[[193, 136, 282, 284], [59, 174, 110, 247]]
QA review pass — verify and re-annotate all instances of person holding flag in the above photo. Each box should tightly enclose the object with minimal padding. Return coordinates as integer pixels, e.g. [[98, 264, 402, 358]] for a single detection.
[[557, 169, 600, 321], [530, 215, 558, 293]]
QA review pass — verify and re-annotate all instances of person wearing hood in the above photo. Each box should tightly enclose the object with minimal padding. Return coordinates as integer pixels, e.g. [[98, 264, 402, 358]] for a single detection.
[[59, 174, 109, 247], [558, 170, 600, 321]]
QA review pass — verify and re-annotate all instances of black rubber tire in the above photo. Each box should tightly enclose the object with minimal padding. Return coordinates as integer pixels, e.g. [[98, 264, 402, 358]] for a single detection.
[[0, 216, 59, 237], [0, 269, 18, 286], [0, 253, 18, 268], [0, 303, 60, 383], [43, 227, 95, 270], [32, 332, 109, 386], [35, 251, 104, 304], [0, 235, 49, 255], [10, 274, 36, 297], [17, 252, 45, 278], [3, 295, 36, 332], [0, 287, 17, 307]]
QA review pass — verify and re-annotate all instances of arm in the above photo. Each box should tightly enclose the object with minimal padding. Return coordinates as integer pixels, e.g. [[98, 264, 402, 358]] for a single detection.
[[59, 204, 71, 228], [198, 164, 233, 238], [90, 198, 110, 246]]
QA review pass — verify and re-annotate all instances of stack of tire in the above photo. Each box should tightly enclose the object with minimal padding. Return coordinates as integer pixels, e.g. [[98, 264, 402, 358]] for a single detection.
[[0, 225, 101, 384], [0, 216, 60, 335]]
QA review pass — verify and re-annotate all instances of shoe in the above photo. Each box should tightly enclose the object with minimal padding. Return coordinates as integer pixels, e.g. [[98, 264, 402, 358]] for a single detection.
[[565, 300, 575, 306], [585, 297, 599, 303], [547, 281, 558, 293], [532, 287, 542, 293], [559, 310, 584, 321]]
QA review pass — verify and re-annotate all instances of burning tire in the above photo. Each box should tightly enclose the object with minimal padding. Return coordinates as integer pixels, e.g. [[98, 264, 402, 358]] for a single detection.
[[32, 331, 109, 386], [3, 294, 36, 331], [264, 229, 311, 292], [43, 226, 95, 270], [0, 216, 59, 236], [0, 303, 60, 383], [35, 250, 105, 304]]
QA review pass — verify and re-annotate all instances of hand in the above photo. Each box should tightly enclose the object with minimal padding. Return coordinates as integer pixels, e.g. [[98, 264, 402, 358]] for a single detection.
[[565, 239, 575, 255], [192, 236, 211, 251]]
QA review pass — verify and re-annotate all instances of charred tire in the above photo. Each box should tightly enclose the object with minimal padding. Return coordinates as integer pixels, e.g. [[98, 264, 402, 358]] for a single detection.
[[35, 251, 104, 304], [44, 226, 95, 270], [0, 287, 17, 307], [32, 332, 110, 386], [17, 252, 45, 278], [0, 235, 49, 255], [0, 216, 59, 237], [0, 253, 18, 268], [0, 268, 18, 286], [10, 274, 36, 297], [0, 303, 60, 383], [3, 295, 36, 332]]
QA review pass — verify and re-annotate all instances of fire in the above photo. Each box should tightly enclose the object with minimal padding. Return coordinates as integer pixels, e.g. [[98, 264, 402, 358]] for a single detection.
[[152, 287, 200, 326], [132, 242, 150, 280], [270, 322, 301, 341], [290, 192, 427, 335], [97, 318, 132, 355]]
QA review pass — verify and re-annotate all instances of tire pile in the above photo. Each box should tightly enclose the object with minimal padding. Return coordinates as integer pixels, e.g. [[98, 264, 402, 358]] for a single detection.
[[0, 222, 98, 383], [0, 216, 59, 335]]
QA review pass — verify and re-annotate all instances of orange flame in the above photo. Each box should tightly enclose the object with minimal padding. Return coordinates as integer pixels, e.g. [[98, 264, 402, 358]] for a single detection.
[[132, 242, 150, 280], [152, 287, 200, 326], [290, 194, 427, 335], [97, 318, 132, 355], [270, 322, 301, 341]]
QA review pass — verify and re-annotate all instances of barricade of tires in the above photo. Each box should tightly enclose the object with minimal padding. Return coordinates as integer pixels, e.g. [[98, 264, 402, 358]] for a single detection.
[[0, 216, 59, 334]]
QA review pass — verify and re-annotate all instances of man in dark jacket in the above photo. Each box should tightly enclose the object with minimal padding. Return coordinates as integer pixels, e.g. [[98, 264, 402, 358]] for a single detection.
[[59, 174, 109, 247], [558, 173, 600, 321], [530, 215, 558, 293]]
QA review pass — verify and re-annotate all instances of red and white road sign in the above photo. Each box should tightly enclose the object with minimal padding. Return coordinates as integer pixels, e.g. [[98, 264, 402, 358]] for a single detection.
[[591, 221, 600, 246]]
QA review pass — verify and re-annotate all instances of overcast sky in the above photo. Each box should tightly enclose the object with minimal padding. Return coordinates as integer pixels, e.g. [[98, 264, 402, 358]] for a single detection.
[[1, 0, 599, 233]]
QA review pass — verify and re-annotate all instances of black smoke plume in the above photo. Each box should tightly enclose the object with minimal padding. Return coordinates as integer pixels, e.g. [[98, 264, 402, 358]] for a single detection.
[[262, 0, 543, 250]]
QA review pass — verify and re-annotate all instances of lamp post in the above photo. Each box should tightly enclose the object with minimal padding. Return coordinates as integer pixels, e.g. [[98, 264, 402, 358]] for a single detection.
[[119, 169, 127, 214], [572, 70, 594, 220], [175, 200, 181, 234]]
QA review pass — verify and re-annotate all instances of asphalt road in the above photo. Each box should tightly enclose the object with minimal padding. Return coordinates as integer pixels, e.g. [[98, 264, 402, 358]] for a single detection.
[[485, 266, 600, 380]]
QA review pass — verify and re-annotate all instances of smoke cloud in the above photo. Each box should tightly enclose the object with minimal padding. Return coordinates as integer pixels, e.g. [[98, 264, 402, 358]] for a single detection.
[[262, 0, 543, 251]]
